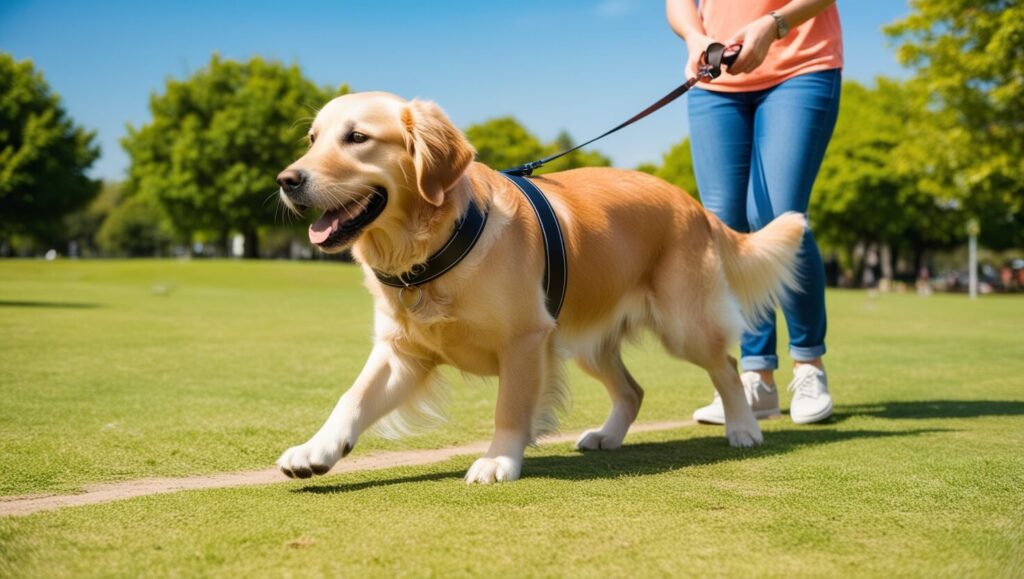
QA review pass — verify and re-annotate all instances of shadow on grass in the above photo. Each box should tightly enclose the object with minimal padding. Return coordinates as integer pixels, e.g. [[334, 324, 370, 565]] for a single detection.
[[0, 300, 102, 309], [297, 427, 945, 495], [833, 400, 1024, 422]]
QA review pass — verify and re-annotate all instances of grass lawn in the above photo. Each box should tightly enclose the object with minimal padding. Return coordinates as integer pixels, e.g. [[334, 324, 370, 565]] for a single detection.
[[1, 259, 1023, 576]]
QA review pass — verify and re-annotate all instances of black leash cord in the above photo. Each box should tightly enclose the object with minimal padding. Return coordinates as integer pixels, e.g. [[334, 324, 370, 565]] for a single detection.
[[504, 42, 741, 177]]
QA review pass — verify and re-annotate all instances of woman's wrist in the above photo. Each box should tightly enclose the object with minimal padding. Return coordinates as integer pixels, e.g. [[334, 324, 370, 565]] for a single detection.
[[681, 28, 709, 42], [766, 11, 788, 39]]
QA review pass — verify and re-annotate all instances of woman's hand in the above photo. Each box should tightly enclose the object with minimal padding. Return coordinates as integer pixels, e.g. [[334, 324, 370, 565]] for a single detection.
[[684, 33, 718, 78], [726, 15, 778, 75]]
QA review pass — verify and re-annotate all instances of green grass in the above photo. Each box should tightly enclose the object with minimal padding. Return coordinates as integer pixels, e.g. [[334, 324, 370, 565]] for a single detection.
[[0, 259, 707, 495], [1, 260, 1023, 577]]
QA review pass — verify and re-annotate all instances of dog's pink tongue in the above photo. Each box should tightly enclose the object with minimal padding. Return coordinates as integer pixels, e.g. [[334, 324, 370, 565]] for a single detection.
[[309, 209, 342, 244]]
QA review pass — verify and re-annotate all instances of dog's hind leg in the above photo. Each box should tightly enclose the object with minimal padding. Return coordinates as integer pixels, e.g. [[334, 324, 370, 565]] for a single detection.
[[466, 325, 555, 484], [652, 289, 762, 447], [574, 343, 644, 451], [706, 355, 763, 447]]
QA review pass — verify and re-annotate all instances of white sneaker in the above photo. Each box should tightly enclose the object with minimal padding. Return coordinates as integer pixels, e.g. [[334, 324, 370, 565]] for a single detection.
[[788, 365, 833, 424], [693, 372, 781, 425]]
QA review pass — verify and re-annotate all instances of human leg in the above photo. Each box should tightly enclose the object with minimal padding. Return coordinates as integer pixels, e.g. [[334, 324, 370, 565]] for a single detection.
[[746, 68, 842, 421], [687, 88, 782, 420]]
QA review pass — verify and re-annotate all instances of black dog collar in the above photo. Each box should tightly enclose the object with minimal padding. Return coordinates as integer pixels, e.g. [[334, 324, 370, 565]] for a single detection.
[[373, 198, 488, 289], [373, 174, 567, 321]]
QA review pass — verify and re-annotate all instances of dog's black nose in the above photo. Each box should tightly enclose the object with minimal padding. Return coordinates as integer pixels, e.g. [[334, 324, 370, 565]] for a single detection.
[[277, 169, 306, 194]]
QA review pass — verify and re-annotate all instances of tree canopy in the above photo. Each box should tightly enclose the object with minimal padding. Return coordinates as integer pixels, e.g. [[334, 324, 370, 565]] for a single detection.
[[122, 55, 343, 256], [647, 137, 699, 200], [464, 117, 610, 174], [0, 53, 100, 243], [886, 0, 1024, 249], [811, 79, 964, 258]]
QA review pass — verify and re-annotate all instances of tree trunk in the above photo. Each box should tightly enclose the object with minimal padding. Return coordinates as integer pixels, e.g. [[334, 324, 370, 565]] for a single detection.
[[852, 241, 866, 288], [880, 243, 894, 289], [913, 246, 927, 281], [217, 230, 230, 257], [244, 230, 259, 259]]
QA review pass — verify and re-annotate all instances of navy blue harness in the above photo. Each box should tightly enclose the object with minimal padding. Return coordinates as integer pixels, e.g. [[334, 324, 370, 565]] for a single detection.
[[500, 173, 567, 319], [373, 174, 567, 320], [372, 43, 743, 319]]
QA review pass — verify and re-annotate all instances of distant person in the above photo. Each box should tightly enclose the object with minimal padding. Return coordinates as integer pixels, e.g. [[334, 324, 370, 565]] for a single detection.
[[666, 0, 842, 424]]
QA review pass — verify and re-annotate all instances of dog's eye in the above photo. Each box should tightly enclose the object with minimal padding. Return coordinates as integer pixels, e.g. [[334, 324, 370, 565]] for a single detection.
[[308, 133, 316, 145], [346, 131, 369, 144]]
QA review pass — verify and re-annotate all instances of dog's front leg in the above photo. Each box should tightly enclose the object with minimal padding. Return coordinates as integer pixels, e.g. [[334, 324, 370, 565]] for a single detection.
[[277, 342, 432, 478], [465, 328, 552, 484]]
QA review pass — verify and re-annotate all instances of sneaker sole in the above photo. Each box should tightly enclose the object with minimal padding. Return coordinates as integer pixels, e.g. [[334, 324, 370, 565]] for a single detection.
[[790, 401, 833, 424]]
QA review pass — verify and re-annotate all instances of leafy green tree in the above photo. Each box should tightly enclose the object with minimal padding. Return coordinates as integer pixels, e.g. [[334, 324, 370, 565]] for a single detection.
[[651, 137, 699, 200], [122, 55, 342, 257], [63, 181, 125, 256], [542, 131, 612, 174], [465, 117, 547, 171], [464, 117, 610, 174], [96, 194, 174, 257], [812, 80, 962, 276], [634, 163, 659, 175], [0, 53, 100, 244], [886, 0, 1024, 249]]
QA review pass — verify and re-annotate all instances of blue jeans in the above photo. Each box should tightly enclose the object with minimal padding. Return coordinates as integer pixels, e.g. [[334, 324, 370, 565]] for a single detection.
[[687, 68, 841, 371]]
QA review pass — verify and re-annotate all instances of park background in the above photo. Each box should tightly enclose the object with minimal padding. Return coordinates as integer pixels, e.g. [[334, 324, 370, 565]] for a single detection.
[[1, 2, 1023, 576], [2, 0, 1021, 291]]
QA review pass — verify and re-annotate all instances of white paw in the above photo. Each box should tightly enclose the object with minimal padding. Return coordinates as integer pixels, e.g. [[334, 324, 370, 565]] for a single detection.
[[726, 422, 764, 448], [277, 438, 351, 479], [575, 428, 626, 451], [465, 456, 521, 484]]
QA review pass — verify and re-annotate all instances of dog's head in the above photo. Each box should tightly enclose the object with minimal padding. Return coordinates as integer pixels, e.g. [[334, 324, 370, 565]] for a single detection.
[[277, 92, 475, 254]]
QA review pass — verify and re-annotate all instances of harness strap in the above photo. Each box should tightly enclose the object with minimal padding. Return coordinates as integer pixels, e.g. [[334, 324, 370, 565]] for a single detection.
[[374, 198, 488, 288], [373, 43, 741, 310], [501, 172, 568, 319]]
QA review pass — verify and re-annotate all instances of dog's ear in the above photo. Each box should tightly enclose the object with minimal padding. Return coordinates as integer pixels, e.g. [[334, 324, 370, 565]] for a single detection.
[[401, 100, 476, 207]]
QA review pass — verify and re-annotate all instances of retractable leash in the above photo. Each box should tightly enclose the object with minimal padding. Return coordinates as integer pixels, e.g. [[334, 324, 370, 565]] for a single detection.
[[496, 43, 741, 319], [503, 42, 742, 177], [376, 44, 741, 318]]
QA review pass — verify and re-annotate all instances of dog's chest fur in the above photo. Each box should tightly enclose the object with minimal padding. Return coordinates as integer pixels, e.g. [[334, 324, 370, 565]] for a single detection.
[[380, 291, 502, 375]]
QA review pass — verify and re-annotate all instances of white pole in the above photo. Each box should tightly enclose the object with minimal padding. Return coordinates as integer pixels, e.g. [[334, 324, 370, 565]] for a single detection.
[[968, 234, 978, 299], [966, 218, 980, 300]]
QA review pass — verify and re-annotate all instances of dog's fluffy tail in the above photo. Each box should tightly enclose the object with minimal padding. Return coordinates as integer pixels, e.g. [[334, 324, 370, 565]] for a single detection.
[[711, 212, 806, 328]]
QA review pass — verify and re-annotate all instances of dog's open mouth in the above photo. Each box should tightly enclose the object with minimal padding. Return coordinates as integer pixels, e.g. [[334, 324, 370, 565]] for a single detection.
[[308, 188, 388, 248]]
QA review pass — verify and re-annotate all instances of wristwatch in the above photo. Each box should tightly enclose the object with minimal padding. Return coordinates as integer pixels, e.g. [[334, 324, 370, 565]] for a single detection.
[[769, 11, 789, 39]]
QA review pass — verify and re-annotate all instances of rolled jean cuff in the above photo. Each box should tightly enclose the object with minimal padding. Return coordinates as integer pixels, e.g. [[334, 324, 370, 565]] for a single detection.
[[741, 355, 779, 371], [790, 344, 826, 362]]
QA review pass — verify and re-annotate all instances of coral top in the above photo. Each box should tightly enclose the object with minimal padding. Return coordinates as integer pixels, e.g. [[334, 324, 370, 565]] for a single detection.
[[697, 0, 843, 92]]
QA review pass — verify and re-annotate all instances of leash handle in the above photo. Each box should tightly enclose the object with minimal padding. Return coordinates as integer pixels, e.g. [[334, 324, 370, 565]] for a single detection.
[[504, 43, 742, 177], [699, 42, 742, 80]]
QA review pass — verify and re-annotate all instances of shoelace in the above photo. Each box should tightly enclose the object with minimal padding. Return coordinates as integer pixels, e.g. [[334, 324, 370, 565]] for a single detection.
[[788, 371, 822, 399], [711, 377, 772, 404]]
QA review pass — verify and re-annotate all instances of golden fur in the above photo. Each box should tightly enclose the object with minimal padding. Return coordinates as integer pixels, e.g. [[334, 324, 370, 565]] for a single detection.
[[276, 92, 806, 483]]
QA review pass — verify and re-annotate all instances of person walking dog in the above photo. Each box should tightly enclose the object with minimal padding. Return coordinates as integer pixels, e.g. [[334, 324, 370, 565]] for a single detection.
[[666, 0, 842, 424]]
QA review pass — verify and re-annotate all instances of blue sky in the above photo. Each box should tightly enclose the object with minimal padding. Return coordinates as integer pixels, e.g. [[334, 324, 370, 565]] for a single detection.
[[1, 0, 911, 181]]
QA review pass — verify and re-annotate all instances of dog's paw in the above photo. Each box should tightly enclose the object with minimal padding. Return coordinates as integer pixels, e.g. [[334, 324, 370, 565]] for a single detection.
[[575, 428, 626, 451], [276, 438, 351, 479], [465, 456, 521, 484], [725, 424, 764, 448]]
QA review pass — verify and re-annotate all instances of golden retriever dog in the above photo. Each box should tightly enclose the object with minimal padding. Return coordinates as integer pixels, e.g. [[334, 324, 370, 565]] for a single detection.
[[275, 91, 805, 484]]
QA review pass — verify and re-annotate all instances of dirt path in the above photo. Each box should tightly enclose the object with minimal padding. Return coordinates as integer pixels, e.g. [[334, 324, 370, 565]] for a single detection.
[[0, 420, 695, 517]]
